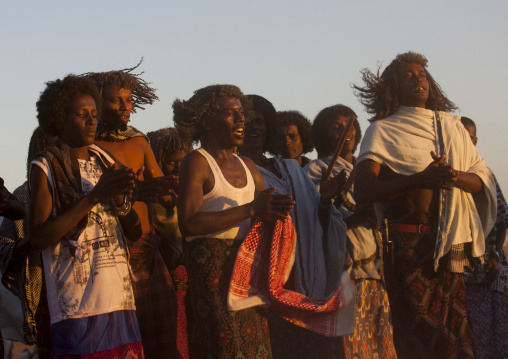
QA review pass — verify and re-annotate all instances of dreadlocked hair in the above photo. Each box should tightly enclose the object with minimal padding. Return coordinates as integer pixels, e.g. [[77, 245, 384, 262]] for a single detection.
[[312, 105, 361, 158], [277, 110, 314, 155], [352, 51, 457, 122], [82, 58, 158, 112], [26, 127, 56, 179], [147, 127, 191, 169], [172, 84, 250, 145], [36, 75, 101, 137], [246, 94, 278, 155]]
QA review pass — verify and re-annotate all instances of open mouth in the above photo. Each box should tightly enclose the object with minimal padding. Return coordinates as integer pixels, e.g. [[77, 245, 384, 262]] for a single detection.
[[233, 128, 244, 136], [414, 86, 426, 93]]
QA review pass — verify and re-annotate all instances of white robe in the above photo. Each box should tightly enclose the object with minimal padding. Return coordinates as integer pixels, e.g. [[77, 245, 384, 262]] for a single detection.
[[358, 106, 496, 270]]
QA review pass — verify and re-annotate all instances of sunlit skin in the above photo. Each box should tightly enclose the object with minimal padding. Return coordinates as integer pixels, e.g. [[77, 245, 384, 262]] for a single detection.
[[279, 124, 304, 165], [178, 96, 296, 238], [355, 63, 483, 212], [101, 86, 133, 125], [397, 63, 430, 108], [30, 94, 136, 251], [96, 86, 175, 237]]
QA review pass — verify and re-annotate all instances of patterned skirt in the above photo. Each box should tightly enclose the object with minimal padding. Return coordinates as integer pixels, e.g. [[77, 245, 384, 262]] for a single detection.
[[129, 230, 178, 359], [385, 224, 474, 359], [172, 264, 189, 359], [465, 283, 508, 359], [342, 279, 397, 359], [56, 341, 144, 359], [184, 237, 272, 359]]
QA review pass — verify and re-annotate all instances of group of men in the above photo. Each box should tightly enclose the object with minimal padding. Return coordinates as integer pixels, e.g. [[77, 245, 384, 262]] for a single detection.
[[0, 51, 506, 359]]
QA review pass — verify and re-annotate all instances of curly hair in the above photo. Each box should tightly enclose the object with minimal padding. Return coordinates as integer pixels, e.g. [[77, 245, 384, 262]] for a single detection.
[[352, 51, 457, 122], [246, 94, 278, 155], [277, 110, 314, 155], [147, 127, 192, 169], [36, 75, 101, 137], [312, 105, 361, 158], [82, 58, 158, 112], [172, 84, 250, 145]]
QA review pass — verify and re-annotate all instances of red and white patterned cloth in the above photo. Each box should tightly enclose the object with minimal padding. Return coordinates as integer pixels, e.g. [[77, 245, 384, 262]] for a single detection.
[[229, 217, 355, 337]]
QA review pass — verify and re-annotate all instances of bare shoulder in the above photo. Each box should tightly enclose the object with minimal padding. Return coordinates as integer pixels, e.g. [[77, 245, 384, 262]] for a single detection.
[[181, 150, 210, 175], [239, 156, 258, 173]]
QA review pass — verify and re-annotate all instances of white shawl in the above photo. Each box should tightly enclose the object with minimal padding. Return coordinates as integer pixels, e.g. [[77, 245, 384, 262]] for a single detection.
[[358, 106, 496, 270]]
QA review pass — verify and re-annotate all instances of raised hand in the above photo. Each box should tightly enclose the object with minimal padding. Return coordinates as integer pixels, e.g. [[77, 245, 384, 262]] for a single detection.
[[87, 164, 136, 204], [415, 151, 458, 189], [319, 168, 347, 205], [251, 187, 295, 221]]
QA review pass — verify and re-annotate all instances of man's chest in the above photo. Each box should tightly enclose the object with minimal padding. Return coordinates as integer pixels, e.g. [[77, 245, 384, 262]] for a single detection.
[[96, 140, 144, 171]]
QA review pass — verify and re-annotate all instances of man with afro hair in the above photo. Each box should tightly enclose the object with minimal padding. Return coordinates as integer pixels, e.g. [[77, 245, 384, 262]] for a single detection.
[[353, 51, 496, 358], [276, 110, 314, 167], [174, 84, 295, 359], [83, 61, 179, 359], [30, 74, 144, 358]]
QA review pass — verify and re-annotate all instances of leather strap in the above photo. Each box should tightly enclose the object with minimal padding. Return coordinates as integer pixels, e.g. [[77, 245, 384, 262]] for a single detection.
[[391, 223, 436, 234]]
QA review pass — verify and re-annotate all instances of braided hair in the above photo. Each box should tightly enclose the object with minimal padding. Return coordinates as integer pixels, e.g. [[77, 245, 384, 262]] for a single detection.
[[147, 127, 191, 169]]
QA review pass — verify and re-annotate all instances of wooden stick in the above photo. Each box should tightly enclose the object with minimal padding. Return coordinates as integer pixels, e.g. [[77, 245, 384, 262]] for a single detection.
[[325, 116, 355, 180]]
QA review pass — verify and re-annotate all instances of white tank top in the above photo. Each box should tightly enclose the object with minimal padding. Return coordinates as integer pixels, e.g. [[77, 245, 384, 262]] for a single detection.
[[186, 148, 255, 241]]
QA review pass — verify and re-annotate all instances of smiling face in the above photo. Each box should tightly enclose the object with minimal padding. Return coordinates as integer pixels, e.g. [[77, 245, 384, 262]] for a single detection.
[[101, 86, 133, 125], [327, 115, 357, 157], [206, 97, 245, 149], [279, 124, 303, 162], [397, 63, 429, 108], [243, 110, 267, 153], [60, 94, 98, 148]]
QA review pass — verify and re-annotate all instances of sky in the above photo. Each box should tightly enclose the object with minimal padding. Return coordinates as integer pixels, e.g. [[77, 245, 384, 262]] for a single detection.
[[1, 0, 508, 194]]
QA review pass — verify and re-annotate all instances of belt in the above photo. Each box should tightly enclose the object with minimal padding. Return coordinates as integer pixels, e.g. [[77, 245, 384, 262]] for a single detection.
[[391, 223, 436, 234]]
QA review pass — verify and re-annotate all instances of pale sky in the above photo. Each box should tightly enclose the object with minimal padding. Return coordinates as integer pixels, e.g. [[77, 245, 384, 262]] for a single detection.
[[1, 0, 507, 194]]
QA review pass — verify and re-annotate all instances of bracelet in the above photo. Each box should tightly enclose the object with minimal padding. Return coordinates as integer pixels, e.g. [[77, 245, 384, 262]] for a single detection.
[[114, 195, 132, 217]]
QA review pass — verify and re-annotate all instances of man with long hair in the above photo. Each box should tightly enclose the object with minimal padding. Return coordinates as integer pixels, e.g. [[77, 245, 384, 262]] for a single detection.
[[84, 61, 178, 359], [353, 52, 496, 358]]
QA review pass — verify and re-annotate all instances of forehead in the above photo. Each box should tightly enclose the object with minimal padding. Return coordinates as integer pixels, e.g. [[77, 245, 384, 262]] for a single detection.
[[68, 94, 96, 110], [330, 115, 353, 126], [103, 86, 132, 98], [218, 97, 241, 109], [398, 62, 426, 74], [282, 123, 299, 134]]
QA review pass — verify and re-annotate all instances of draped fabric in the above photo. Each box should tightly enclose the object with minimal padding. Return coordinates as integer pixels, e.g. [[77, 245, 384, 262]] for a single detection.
[[358, 106, 496, 270], [229, 217, 356, 337]]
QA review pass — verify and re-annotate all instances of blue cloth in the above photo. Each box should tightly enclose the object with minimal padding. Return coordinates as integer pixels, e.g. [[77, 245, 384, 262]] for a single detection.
[[52, 310, 141, 355]]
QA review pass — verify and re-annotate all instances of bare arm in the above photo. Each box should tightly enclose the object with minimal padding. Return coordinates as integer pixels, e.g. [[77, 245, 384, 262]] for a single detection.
[[178, 152, 294, 237], [30, 165, 135, 252], [454, 171, 483, 194], [355, 153, 459, 204]]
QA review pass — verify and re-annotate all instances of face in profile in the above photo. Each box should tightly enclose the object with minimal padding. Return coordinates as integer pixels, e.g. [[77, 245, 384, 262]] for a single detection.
[[60, 94, 98, 148], [397, 63, 429, 108]]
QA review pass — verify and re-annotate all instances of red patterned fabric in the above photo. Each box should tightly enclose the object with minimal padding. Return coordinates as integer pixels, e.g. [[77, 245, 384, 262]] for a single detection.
[[56, 341, 144, 359], [229, 217, 348, 337]]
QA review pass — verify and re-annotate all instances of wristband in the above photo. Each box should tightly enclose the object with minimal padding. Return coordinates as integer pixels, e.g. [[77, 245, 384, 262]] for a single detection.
[[114, 195, 132, 217]]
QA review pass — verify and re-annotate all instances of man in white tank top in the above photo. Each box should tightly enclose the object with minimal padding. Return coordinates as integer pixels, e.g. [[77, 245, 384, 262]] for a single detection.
[[174, 85, 295, 359]]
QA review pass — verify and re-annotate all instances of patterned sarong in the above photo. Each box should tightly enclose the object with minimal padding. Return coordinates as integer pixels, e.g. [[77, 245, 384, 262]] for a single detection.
[[56, 341, 144, 359], [184, 237, 272, 359], [172, 265, 189, 359], [342, 279, 397, 359], [129, 230, 178, 359], [386, 219, 474, 359], [466, 284, 508, 359]]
